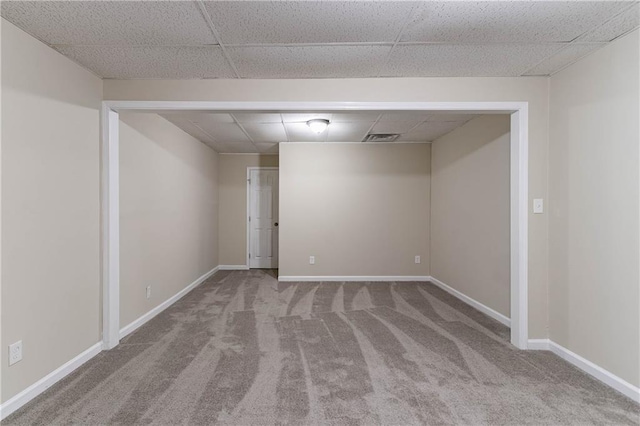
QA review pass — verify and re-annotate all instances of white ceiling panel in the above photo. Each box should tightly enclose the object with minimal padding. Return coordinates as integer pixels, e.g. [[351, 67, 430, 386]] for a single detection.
[[524, 43, 605, 76], [196, 123, 252, 144], [161, 116, 216, 145], [217, 141, 259, 154], [205, 1, 417, 44], [326, 122, 374, 142], [232, 113, 283, 123], [577, 3, 640, 42], [53, 46, 235, 79], [331, 112, 381, 122], [372, 121, 421, 134], [402, 1, 631, 43], [284, 123, 326, 142], [0, 1, 214, 46], [426, 113, 479, 123], [228, 46, 391, 78], [380, 44, 563, 77], [380, 112, 430, 123], [397, 121, 465, 142], [241, 123, 288, 143], [165, 113, 235, 124]]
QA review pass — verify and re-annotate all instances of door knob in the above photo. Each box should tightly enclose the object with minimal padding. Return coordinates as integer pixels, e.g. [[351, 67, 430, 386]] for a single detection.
[[274, 222, 279, 226]]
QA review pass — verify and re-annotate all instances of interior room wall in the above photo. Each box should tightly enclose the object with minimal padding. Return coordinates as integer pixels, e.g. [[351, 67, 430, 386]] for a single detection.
[[1, 19, 103, 403], [218, 154, 279, 266], [430, 115, 511, 317], [103, 75, 550, 339], [119, 113, 219, 328], [548, 29, 639, 388], [279, 143, 430, 277]]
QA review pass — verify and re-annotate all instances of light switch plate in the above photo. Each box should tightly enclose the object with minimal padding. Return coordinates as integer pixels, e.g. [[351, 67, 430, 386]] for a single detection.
[[9, 341, 22, 366], [309, 256, 315, 265], [533, 198, 544, 214], [415, 256, 421, 264]]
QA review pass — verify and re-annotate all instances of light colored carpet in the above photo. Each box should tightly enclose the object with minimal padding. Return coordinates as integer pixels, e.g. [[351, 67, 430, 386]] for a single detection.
[[4, 269, 639, 425]]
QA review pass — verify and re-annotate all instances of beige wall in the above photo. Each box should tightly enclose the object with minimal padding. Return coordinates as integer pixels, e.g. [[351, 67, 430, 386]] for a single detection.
[[279, 143, 430, 277], [103, 76, 550, 338], [1, 19, 102, 402], [119, 113, 219, 327], [218, 154, 278, 266], [549, 30, 639, 387], [431, 115, 511, 316]]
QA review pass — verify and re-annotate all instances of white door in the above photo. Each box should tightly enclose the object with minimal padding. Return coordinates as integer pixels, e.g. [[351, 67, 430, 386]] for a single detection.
[[249, 169, 279, 269]]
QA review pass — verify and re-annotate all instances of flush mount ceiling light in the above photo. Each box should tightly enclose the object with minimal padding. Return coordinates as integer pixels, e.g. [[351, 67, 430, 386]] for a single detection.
[[307, 119, 330, 134]]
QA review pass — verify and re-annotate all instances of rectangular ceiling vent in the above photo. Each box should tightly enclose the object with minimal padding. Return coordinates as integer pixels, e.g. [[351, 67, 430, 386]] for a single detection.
[[363, 133, 400, 143]]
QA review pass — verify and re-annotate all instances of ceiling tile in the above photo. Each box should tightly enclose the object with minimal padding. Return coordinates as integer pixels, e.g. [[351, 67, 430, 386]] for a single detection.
[[164, 112, 235, 124], [241, 123, 288, 143], [331, 112, 381, 122], [217, 141, 259, 154], [524, 43, 605, 76], [380, 112, 429, 122], [282, 113, 332, 124], [380, 44, 563, 77], [232, 113, 283, 123], [397, 122, 464, 142], [577, 3, 640, 42], [196, 123, 252, 144], [426, 113, 479, 123], [401, 1, 631, 43], [326, 122, 374, 142], [372, 121, 421, 134], [228, 46, 391, 78], [255, 143, 280, 154], [161, 116, 216, 145], [205, 1, 417, 44], [0, 1, 214, 45], [53, 46, 235, 79], [284, 123, 326, 142]]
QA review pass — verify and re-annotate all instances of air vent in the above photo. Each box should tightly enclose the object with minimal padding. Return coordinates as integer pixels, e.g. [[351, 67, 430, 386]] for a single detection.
[[363, 133, 400, 142]]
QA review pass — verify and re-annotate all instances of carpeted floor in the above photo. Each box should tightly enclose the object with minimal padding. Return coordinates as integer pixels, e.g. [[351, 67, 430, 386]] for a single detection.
[[4, 269, 639, 425]]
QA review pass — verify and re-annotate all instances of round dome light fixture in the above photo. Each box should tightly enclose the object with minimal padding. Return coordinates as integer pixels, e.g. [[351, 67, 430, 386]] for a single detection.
[[307, 119, 330, 134]]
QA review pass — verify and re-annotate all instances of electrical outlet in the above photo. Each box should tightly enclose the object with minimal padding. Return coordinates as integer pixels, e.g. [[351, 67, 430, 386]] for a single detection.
[[309, 256, 315, 265], [415, 256, 421, 264], [533, 198, 544, 214], [146, 286, 151, 299], [9, 341, 22, 366]]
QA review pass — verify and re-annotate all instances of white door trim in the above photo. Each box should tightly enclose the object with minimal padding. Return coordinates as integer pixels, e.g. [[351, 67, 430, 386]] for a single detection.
[[246, 166, 279, 269], [101, 100, 529, 350]]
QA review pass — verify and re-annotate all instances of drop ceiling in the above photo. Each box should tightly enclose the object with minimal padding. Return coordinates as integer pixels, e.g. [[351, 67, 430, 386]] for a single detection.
[[1, 1, 638, 79], [156, 110, 480, 153]]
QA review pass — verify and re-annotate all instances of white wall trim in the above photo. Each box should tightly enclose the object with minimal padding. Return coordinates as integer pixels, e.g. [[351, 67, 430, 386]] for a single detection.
[[0, 342, 103, 420], [102, 100, 528, 350], [429, 276, 511, 327], [526, 339, 550, 350], [217, 265, 250, 270], [119, 266, 219, 339], [527, 339, 640, 403], [278, 275, 430, 282]]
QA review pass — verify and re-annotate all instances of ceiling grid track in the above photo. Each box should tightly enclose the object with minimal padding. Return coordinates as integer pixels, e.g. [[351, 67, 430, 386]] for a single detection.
[[229, 113, 261, 150], [376, 4, 421, 78], [195, 0, 241, 78]]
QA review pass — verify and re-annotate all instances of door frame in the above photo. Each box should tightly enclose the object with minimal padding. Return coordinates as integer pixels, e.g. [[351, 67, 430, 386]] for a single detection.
[[101, 100, 528, 351], [246, 166, 280, 269]]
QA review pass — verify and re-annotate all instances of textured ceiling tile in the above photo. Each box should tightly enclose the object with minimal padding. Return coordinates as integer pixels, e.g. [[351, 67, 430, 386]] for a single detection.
[[284, 123, 326, 142], [228, 46, 390, 78], [380, 44, 563, 77], [326, 122, 374, 142], [241, 123, 288, 143], [165, 112, 235, 124], [195, 123, 252, 144], [577, 3, 639, 42], [282, 113, 332, 123], [523, 43, 606, 76], [372, 121, 421, 134], [53, 46, 235, 79], [232, 113, 283, 123], [397, 121, 464, 142], [331, 112, 381, 122], [205, 1, 416, 44], [426, 113, 479, 123], [380, 112, 429, 122], [161, 115, 216, 145], [402, 1, 630, 43], [0, 1, 215, 45], [218, 141, 259, 154]]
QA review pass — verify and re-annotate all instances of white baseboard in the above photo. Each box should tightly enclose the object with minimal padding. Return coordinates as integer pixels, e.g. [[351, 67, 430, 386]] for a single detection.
[[278, 275, 430, 282], [217, 265, 249, 270], [428, 276, 511, 327], [0, 342, 103, 420], [119, 265, 219, 339], [527, 338, 640, 402], [526, 339, 550, 350]]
